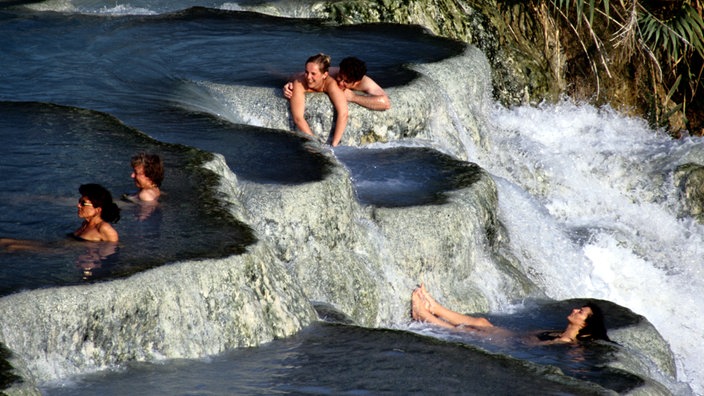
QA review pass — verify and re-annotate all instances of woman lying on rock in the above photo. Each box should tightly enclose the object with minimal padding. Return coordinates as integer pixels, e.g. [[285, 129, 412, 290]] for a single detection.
[[411, 284, 611, 344]]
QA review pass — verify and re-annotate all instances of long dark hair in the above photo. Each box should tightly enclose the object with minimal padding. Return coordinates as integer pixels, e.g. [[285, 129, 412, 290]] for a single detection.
[[79, 183, 121, 223], [577, 302, 611, 342]]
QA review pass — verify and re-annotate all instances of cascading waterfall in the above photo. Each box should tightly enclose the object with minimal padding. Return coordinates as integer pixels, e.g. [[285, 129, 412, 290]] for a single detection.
[[473, 102, 704, 393], [159, 43, 700, 392], [393, 48, 704, 390]]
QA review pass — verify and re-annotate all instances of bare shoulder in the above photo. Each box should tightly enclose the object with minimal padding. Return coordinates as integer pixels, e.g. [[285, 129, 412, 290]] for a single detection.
[[358, 76, 386, 95], [292, 77, 305, 87], [138, 188, 160, 202], [292, 77, 311, 94], [323, 77, 342, 92], [98, 222, 119, 242]]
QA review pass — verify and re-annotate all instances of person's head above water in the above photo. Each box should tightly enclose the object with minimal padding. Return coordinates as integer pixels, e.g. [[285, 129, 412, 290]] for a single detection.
[[79, 183, 120, 224], [75, 183, 120, 242], [575, 302, 611, 342], [131, 152, 164, 188], [306, 53, 331, 73], [303, 53, 332, 92], [336, 57, 367, 89]]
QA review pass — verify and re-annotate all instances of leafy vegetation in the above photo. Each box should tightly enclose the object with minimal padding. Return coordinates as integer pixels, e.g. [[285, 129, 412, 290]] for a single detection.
[[544, 0, 704, 135]]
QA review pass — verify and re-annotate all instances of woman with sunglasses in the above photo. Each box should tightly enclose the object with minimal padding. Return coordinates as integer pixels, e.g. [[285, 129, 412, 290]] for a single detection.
[[74, 183, 121, 242], [2, 183, 121, 251]]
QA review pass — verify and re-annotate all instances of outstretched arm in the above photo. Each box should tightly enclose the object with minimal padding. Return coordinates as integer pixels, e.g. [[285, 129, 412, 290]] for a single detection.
[[345, 76, 390, 111], [325, 80, 348, 147], [0, 238, 47, 253], [289, 80, 314, 136]]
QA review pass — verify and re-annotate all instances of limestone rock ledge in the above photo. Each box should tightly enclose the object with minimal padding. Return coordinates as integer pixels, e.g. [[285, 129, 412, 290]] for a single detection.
[[220, 151, 680, 394], [192, 45, 492, 159], [0, 241, 316, 388], [225, 143, 534, 326]]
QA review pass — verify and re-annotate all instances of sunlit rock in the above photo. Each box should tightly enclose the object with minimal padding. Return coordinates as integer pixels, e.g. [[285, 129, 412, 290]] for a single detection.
[[191, 46, 491, 160], [0, 243, 316, 384], [674, 163, 704, 222]]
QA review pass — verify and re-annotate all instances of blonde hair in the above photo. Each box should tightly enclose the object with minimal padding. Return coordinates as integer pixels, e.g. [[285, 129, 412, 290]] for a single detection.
[[306, 53, 331, 73]]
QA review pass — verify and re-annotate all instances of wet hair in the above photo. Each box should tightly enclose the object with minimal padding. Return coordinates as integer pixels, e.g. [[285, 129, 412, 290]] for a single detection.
[[79, 183, 121, 224], [306, 53, 331, 74], [131, 152, 164, 187], [339, 57, 367, 83], [577, 302, 611, 342]]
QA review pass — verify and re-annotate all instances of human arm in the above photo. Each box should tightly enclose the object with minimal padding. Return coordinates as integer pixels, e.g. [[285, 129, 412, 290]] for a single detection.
[[282, 72, 305, 99], [345, 76, 391, 111], [521, 330, 575, 346], [122, 190, 158, 205], [0, 238, 47, 252], [324, 79, 348, 146], [283, 82, 293, 99], [289, 79, 314, 136]]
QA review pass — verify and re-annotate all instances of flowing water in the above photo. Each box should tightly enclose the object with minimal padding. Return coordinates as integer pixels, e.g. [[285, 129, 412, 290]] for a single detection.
[[1, 0, 703, 394]]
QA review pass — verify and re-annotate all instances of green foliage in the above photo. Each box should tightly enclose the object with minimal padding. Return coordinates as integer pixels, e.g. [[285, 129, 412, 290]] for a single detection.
[[548, 0, 704, 64], [651, 75, 685, 129], [639, 3, 704, 63], [546, 0, 704, 133], [549, 0, 609, 26]]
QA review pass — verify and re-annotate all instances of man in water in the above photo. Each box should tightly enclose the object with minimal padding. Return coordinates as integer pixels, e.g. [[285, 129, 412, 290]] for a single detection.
[[284, 56, 391, 111]]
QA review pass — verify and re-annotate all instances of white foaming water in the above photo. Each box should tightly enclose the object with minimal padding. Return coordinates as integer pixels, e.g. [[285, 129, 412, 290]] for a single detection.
[[466, 101, 704, 393], [220, 0, 325, 18], [94, 5, 157, 15], [26, 0, 222, 15]]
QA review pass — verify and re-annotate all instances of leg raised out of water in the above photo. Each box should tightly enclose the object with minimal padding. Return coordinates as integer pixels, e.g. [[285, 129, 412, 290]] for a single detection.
[[413, 284, 493, 328]]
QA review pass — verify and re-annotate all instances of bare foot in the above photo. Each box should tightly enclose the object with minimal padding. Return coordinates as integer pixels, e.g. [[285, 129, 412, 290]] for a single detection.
[[410, 288, 420, 320], [411, 288, 424, 320], [418, 283, 494, 328], [411, 288, 433, 322], [419, 283, 439, 315]]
